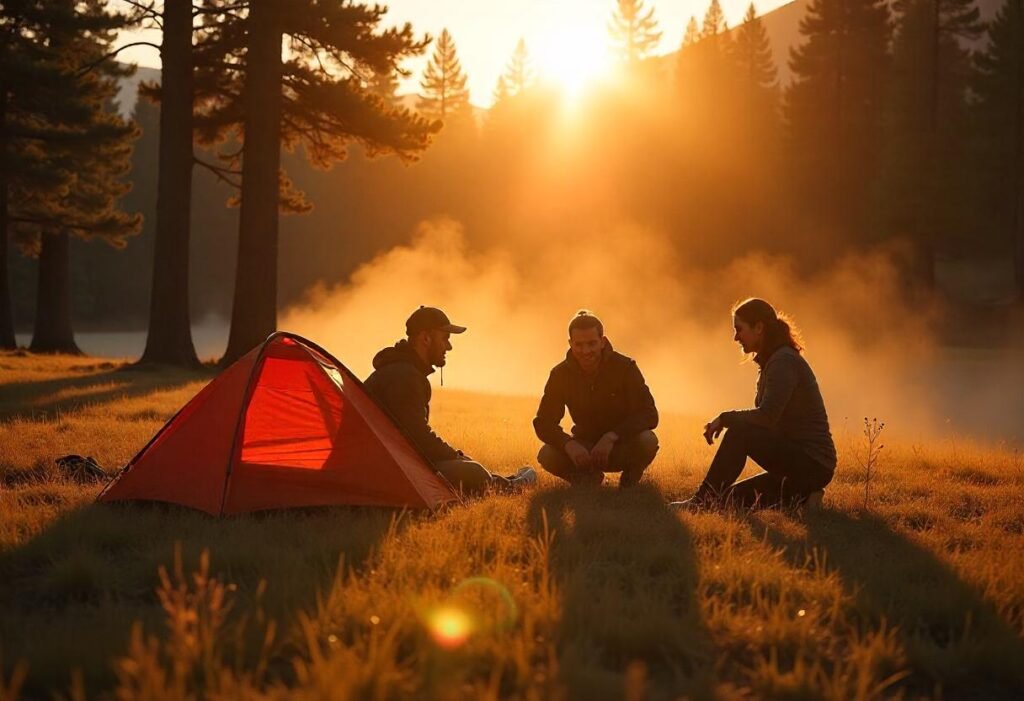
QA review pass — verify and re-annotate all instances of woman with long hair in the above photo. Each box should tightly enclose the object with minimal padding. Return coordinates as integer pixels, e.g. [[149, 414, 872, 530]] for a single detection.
[[672, 298, 836, 510]]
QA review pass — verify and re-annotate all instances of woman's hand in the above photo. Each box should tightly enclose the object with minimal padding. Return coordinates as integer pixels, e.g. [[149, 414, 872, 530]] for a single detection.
[[703, 415, 724, 445]]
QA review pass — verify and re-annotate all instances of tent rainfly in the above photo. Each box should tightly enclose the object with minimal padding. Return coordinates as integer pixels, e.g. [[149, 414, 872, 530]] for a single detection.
[[98, 332, 458, 514]]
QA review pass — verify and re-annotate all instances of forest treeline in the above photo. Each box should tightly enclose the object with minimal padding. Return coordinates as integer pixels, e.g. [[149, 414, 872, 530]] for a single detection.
[[1, 0, 1021, 365]]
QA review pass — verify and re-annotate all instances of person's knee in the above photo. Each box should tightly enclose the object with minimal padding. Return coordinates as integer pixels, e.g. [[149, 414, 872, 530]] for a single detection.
[[538, 443, 567, 472], [616, 430, 659, 472], [721, 423, 751, 445], [436, 459, 491, 493], [634, 430, 659, 461]]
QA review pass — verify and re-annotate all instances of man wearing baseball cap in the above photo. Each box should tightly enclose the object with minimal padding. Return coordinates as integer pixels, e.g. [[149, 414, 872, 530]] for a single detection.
[[364, 306, 537, 495]]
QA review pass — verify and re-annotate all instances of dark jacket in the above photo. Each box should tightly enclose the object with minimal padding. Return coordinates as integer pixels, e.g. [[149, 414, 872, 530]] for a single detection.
[[721, 345, 837, 471], [533, 341, 659, 447], [363, 341, 460, 463]]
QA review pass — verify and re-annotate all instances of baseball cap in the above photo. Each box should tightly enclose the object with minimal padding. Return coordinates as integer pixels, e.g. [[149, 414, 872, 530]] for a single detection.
[[405, 306, 467, 336]]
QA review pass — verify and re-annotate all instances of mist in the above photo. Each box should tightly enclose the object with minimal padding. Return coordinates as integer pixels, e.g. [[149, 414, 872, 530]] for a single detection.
[[281, 219, 1024, 444]]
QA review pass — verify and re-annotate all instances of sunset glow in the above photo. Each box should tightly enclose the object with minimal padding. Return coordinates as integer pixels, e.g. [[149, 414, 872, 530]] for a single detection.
[[535, 26, 613, 102]]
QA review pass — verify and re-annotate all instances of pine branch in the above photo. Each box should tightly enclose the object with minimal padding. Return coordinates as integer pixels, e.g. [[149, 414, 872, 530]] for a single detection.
[[76, 41, 162, 77], [291, 34, 334, 77], [193, 155, 241, 189], [193, 2, 249, 16], [121, 0, 163, 29]]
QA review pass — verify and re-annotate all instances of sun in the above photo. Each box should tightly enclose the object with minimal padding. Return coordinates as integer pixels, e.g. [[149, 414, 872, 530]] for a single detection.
[[535, 26, 613, 102]]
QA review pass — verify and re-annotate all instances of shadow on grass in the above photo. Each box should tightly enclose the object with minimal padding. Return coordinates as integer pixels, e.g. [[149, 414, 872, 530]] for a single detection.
[[0, 363, 215, 423], [527, 483, 715, 701], [747, 508, 1024, 699], [0, 498, 402, 698]]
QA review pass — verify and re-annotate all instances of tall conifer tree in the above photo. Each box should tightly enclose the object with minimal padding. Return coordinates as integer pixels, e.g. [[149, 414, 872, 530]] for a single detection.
[[887, 0, 982, 280], [1, 0, 78, 348], [139, 0, 201, 366], [683, 16, 701, 47], [785, 0, 892, 235], [609, 0, 662, 66], [973, 0, 1024, 291], [1, 0, 139, 352], [729, 4, 780, 147], [702, 0, 728, 37], [731, 4, 777, 94], [501, 38, 533, 96], [418, 28, 470, 122], [207, 0, 438, 364]]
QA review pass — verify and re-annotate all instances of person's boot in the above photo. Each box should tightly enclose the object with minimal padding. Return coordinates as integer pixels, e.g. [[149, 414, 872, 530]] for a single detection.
[[618, 466, 646, 489], [800, 489, 825, 512]]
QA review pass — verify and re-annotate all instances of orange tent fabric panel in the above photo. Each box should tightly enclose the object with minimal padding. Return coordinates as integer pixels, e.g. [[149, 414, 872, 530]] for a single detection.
[[98, 348, 259, 515], [224, 342, 430, 512]]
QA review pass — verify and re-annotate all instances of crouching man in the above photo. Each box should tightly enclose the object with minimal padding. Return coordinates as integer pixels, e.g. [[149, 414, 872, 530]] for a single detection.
[[534, 310, 659, 487], [365, 306, 536, 495]]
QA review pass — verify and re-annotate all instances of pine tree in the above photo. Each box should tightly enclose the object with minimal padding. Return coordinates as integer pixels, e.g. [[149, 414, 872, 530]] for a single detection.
[[683, 16, 701, 47], [501, 38, 533, 96], [887, 0, 983, 280], [1, 0, 77, 348], [973, 0, 1024, 290], [729, 4, 780, 144], [785, 0, 892, 235], [676, 0, 735, 118], [208, 0, 438, 364], [674, 16, 702, 92], [1, 0, 139, 352], [731, 4, 777, 93], [418, 28, 471, 122], [139, 0, 202, 366], [702, 0, 728, 37], [609, 0, 663, 66]]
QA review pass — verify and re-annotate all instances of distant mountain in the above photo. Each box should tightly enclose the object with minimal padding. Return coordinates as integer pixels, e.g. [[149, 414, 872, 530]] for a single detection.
[[116, 64, 160, 117]]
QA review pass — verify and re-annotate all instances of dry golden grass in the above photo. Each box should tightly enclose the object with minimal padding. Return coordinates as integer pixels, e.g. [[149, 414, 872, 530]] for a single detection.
[[1, 351, 1023, 700]]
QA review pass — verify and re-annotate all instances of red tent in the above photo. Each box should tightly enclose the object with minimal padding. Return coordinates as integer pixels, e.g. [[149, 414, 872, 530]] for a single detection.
[[98, 332, 458, 514]]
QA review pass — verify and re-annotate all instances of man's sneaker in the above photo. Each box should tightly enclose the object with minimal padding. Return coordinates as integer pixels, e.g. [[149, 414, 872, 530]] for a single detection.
[[801, 489, 825, 511], [510, 466, 538, 488]]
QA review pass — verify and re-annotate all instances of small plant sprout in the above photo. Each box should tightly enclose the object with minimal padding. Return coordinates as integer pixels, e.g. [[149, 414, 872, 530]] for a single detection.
[[859, 417, 886, 510]]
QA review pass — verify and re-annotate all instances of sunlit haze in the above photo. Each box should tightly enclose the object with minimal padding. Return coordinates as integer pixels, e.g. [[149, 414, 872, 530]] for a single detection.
[[115, 0, 793, 105]]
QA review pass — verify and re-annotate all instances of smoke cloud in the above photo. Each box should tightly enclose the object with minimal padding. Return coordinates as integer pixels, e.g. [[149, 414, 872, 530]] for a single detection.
[[282, 219, 1023, 443]]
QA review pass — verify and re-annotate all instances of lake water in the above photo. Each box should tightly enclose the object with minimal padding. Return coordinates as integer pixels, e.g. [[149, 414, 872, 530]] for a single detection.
[[12, 323, 1024, 444], [15, 319, 230, 362]]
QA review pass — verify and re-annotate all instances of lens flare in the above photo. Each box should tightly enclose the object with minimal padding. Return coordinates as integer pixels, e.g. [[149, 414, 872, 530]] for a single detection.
[[427, 605, 474, 649], [419, 577, 519, 650]]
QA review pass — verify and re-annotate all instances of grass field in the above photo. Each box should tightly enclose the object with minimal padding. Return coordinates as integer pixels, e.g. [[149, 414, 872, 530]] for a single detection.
[[1, 352, 1023, 700]]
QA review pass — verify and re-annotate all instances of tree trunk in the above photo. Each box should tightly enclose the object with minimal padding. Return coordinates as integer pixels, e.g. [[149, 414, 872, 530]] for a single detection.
[[222, 0, 283, 365], [30, 231, 81, 354], [1015, 0, 1024, 298], [0, 88, 16, 349], [140, 0, 199, 367]]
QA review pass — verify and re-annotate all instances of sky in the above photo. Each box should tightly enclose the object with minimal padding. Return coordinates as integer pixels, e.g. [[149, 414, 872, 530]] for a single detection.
[[117, 0, 793, 106]]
